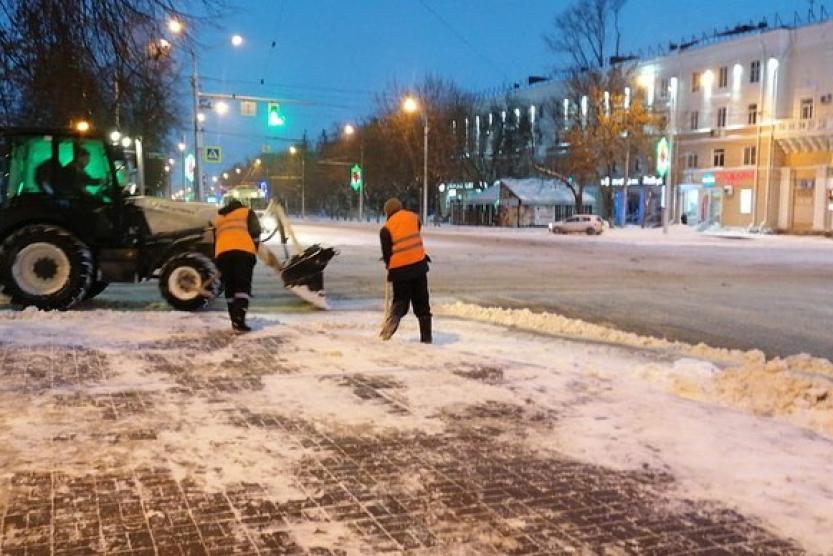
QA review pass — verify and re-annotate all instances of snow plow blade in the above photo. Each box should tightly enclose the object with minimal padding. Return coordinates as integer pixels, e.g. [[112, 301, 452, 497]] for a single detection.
[[257, 243, 336, 310]]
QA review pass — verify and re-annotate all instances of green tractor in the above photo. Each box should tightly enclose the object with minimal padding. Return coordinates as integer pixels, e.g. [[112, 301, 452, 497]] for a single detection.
[[0, 128, 222, 311]]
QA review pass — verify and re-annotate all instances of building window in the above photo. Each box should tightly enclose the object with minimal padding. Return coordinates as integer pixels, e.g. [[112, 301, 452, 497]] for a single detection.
[[718, 66, 729, 88], [690, 111, 699, 130], [801, 98, 814, 120], [740, 189, 753, 214], [750, 60, 761, 83], [240, 101, 257, 116], [659, 77, 670, 98], [713, 148, 725, 167], [691, 72, 701, 92], [743, 146, 757, 165], [748, 104, 758, 125], [686, 152, 699, 169], [717, 107, 728, 128]]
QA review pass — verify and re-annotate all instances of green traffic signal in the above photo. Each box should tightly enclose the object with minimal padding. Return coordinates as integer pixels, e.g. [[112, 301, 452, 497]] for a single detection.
[[267, 102, 285, 127]]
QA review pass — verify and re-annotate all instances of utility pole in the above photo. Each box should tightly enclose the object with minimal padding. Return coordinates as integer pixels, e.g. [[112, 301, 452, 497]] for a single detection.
[[301, 150, 306, 218], [359, 139, 365, 221], [190, 51, 202, 202], [422, 115, 429, 224]]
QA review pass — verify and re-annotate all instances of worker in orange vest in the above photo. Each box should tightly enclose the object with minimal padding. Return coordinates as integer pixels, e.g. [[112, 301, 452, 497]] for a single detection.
[[215, 199, 261, 332], [379, 198, 432, 343]]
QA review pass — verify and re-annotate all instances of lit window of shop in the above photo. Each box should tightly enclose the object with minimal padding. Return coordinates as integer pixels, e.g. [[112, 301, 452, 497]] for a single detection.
[[690, 111, 699, 130], [740, 189, 753, 214], [686, 153, 699, 168], [691, 72, 701, 92], [750, 60, 761, 83], [713, 149, 725, 167], [717, 107, 727, 128], [718, 66, 729, 88], [801, 98, 814, 120], [748, 104, 758, 125], [743, 146, 757, 165]]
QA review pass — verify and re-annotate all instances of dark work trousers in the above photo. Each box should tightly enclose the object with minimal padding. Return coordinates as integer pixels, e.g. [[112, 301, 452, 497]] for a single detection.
[[216, 251, 256, 300], [390, 274, 431, 320]]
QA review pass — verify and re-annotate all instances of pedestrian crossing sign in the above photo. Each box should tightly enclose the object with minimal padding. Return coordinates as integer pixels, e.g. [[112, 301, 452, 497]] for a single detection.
[[204, 146, 222, 164]]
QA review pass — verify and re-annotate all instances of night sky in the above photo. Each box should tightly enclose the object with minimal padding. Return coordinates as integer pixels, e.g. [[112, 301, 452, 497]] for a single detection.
[[183, 0, 808, 171]]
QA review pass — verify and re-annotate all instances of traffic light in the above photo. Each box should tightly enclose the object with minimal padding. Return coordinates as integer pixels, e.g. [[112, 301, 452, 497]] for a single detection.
[[267, 102, 285, 127]]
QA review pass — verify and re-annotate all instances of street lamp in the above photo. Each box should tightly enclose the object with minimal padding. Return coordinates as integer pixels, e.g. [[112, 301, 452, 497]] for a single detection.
[[289, 146, 305, 218], [343, 123, 365, 221], [164, 16, 243, 202], [75, 120, 90, 133], [402, 96, 429, 223]]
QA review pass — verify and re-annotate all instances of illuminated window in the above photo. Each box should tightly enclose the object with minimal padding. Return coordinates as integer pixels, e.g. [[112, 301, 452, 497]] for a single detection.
[[691, 72, 701, 92], [801, 98, 814, 120], [743, 146, 757, 165], [718, 66, 729, 88], [748, 104, 758, 125], [240, 101, 256, 117], [750, 60, 761, 83], [717, 107, 727, 128], [740, 189, 753, 214], [713, 148, 725, 167]]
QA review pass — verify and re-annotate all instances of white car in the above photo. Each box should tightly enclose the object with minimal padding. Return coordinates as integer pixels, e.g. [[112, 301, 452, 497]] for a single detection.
[[549, 214, 606, 235]]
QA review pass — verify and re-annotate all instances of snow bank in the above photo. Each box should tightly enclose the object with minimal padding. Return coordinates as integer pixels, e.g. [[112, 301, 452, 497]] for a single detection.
[[437, 302, 833, 437]]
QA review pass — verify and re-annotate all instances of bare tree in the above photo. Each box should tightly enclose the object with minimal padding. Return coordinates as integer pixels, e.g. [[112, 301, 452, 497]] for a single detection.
[[0, 0, 223, 152]]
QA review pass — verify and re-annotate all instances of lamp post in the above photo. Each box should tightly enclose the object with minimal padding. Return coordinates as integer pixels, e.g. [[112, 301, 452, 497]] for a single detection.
[[167, 18, 243, 201], [343, 124, 365, 221], [289, 145, 306, 218], [402, 96, 429, 223]]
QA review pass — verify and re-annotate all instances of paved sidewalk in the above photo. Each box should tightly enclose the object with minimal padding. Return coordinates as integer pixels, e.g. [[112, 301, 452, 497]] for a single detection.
[[0, 312, 811, 554]]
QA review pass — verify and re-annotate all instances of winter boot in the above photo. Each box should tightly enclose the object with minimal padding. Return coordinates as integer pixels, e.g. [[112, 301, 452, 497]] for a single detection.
[[231, 298, 252, 333], [418, 316, 432, 344], [379, 314, 401, 341]]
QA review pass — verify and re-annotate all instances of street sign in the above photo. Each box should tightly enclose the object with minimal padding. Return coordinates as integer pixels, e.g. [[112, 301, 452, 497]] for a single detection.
[[204, 146, 222, 164], [198, 98, 213, 110], [350, 164, 363, 191], [656, 137, 670, 178]]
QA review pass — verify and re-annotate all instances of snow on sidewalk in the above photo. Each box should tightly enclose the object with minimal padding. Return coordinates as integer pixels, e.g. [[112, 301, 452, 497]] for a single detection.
[[0, 307, 830, 553]]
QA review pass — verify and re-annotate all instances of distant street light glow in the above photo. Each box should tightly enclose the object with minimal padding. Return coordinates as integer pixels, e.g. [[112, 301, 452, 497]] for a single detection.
[[121, 137, 132, 148], [215, 101, 229, 116], [235, 168, 241, 174], [109, 130, 121, 143], [177, 142, 186, 152], [168, 158, 175, 166], [223, 172, 229, 179], [343, 124, 356, 136], [402, 96, 419, 113], [231, 34, 244, 47], [168, 18, 183, 34], [75, 120, 90, 133], [289, 146, 297, 155], [197, 112, 206, 122]]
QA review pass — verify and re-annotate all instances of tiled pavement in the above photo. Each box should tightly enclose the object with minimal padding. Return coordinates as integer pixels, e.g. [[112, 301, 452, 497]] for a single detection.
[[0, 333, 805, 555]]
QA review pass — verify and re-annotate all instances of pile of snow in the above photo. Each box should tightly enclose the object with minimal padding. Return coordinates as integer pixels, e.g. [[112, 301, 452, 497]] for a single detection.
[[437, 302, 833, 437]]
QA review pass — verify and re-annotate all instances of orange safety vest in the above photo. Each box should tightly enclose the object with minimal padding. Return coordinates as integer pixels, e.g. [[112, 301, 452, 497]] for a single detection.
[[215, 207, 257, 256], [385, 210, 426, 269]]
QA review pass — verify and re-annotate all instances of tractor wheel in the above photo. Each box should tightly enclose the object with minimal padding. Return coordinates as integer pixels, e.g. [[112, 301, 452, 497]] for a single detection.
[[0, 225, 94, 310], [158, 252, 219, 311], [83, 280, 109, 300]]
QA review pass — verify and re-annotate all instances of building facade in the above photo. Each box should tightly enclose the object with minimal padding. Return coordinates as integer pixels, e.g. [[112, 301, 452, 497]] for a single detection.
[[469, 16, 833, 233]]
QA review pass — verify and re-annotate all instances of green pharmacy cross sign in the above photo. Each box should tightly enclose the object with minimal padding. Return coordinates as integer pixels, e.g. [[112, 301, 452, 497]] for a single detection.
[[350, 164, 363, 191], [656, 137, 670, 178]]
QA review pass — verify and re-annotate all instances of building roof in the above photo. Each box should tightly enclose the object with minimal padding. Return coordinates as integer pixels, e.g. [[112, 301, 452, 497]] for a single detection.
[[465, 183, 499, 205], [499, 178, 595, 206]]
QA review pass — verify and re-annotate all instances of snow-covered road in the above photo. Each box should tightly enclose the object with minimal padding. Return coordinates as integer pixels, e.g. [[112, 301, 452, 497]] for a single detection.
[[0, 307, 831, 553]]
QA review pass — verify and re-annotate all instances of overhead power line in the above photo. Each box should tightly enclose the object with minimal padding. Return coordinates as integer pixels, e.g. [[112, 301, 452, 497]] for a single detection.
[[417, 0, 509, 80]]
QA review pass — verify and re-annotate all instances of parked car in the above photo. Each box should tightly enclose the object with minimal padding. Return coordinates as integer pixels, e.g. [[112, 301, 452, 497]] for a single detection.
[[548, 214, 606, 235]]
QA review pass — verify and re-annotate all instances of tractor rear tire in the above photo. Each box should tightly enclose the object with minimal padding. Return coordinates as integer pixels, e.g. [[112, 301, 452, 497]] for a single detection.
[[159, 252, 220, 311], [0, 225, 94, 310], [83, 280, 109, 300]]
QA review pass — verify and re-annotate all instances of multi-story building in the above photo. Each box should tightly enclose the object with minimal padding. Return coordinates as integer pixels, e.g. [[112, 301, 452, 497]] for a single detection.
[[641, 16, 833, 233], [469, 15, 833, 233]]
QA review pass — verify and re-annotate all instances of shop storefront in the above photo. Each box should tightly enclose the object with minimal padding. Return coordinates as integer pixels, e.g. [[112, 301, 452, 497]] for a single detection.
[[601, 175, 664, 226]]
